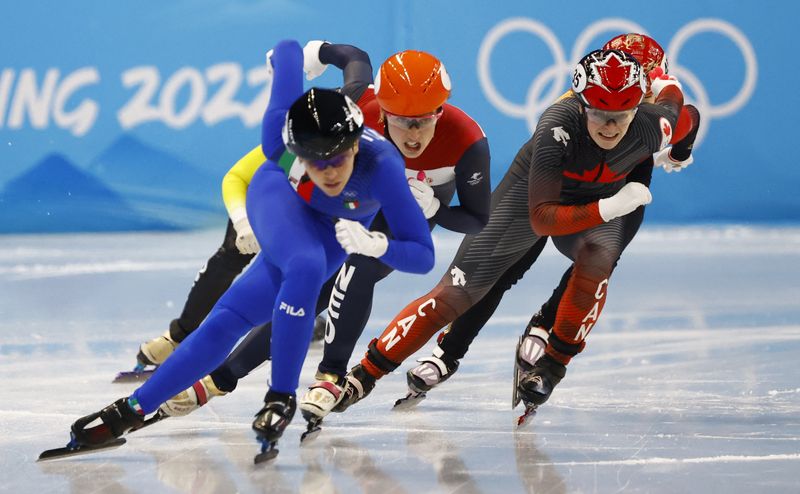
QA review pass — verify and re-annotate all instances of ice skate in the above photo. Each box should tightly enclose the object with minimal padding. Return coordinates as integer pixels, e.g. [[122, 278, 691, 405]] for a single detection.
[[112, 363, 156, 383], [515, 354, 566, 427], [137, 330, 178, 367], [72, 397, 146, 445], [39, 397, 170, 461], [512, 325, 549, 408], [114, 330, 178, 383], [159, 375, 227, 417], [394, 345, 459, 410], [252, 391, 296, 464], [298, 371, 345, 442], [331, 364, 376, 413], [39, 397, 144, 461]]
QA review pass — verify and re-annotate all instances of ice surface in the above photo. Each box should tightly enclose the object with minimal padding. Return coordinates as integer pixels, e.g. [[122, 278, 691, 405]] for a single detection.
[[2, 227, 799, 493]]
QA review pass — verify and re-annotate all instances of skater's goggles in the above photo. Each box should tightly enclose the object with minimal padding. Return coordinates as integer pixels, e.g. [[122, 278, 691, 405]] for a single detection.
[[384, 109, 443, 130], [306, 148, 355, 170], [585, 107, 637, 126]]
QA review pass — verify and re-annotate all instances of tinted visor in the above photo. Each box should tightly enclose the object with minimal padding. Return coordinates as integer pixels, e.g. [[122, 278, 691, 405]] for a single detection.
[[305, 149, 351, 170]]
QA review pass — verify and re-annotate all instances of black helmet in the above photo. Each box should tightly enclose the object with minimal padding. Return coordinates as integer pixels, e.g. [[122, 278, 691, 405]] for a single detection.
[[282, 88, 364, 161]]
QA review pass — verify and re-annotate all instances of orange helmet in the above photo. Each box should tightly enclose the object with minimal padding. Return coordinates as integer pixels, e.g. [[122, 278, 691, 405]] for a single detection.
[[603, 33, 667, 75], [375, 50, 451, 116]]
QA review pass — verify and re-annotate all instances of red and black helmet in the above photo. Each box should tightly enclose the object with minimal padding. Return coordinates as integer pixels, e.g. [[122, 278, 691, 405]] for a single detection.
[[603, 33, 667, 76], [571, 49, 646, 111]]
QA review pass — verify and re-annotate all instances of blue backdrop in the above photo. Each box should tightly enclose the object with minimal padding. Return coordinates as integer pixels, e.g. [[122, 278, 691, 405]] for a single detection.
[[0, 0, 788, 233]]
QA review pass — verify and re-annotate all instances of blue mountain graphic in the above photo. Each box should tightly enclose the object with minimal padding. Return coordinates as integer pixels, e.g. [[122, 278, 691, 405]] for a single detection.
[[87, 135, 227, 228], [0, 154, 175, 233]]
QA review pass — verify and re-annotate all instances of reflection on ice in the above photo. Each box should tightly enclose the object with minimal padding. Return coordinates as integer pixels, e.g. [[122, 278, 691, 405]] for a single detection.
[[2, 227, 799, 493]]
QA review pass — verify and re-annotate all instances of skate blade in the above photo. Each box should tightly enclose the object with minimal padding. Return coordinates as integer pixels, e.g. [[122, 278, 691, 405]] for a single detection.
[[516, 404, 538, 428], [393, 392, 426, 410], [254, 441, 279, 464], [141, 409, 170, 427], [299, 413, 323, 443], [512, 336, 523, 408], [300, 426, 322, 443], [37, 438, 127, 462], [112, 370, 155, 383]]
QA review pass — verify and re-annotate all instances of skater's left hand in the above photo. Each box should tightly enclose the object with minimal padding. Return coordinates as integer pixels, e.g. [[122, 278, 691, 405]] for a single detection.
[[648, 67, 682, 99], [653, 147, 693, 173], [302, 40, 329, 81]]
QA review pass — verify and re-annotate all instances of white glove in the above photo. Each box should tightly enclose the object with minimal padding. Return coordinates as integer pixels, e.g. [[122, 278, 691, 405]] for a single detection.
[[302, 40, 329, 81], [648, 67, 683, 99], [598, 182, 653, 222], [407, 178, 440, 219], [230, 207, 260, 255], [265, 49, 274, 78], [335, 219, 388, 258], [654, 147, 694, 173]]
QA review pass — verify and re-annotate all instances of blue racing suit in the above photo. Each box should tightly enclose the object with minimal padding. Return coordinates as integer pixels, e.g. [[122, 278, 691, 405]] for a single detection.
[[131, 39, 433, 413]]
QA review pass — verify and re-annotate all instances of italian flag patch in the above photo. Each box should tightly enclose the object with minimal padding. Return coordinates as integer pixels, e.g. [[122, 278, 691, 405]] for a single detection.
[[344, 200, 359, 210]]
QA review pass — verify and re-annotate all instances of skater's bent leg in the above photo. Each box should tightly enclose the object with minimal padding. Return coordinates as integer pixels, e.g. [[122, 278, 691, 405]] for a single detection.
[[361, 282, 474, 378], [134, 307, 259, 413], [530, 265, 573, 330], [270, 254, 327, 394], [319, 255, 394, 377], [210, 273, 334, 392], [532, 205, 643, 332], [133, 258, 280, 413], [440, 237, 548, 360], [210, 323, 271, 392], [547, 223, 624, 365]]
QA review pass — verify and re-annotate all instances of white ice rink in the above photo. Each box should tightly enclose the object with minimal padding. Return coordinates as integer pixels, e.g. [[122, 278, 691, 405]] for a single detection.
[[2, 227, 799, 493]]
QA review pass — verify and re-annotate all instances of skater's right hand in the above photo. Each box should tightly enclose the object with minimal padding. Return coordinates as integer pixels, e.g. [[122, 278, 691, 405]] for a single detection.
[[230, 207, 260, 255], [408, 178, 440, 219]]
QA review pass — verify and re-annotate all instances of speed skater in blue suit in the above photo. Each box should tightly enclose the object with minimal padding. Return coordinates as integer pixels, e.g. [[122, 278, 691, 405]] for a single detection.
[[58, 39, 434, 460]]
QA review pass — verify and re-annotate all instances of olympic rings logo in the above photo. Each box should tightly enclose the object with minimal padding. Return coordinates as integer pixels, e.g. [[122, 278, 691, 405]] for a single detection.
[[477, 18, 757, 145]]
